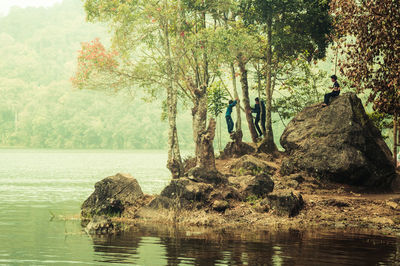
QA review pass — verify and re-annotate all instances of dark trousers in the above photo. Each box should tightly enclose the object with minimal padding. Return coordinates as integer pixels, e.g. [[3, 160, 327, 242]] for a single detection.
[[324, 91, 340, 105], [255, 115, 266, 137], [226, 116, 234, 133]]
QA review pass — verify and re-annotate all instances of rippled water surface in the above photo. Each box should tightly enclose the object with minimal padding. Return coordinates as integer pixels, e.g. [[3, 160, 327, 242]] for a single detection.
[[0, 149, 399, 265]]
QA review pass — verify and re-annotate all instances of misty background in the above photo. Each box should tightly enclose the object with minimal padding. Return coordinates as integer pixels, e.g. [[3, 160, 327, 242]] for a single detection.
[[0, 0, 201, 150], [0, 0, 343, 151]]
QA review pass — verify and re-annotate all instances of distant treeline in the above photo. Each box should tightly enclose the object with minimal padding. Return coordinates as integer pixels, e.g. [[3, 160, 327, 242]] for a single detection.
[[0, 0, 199, 150], [0, 0, 315, 150]]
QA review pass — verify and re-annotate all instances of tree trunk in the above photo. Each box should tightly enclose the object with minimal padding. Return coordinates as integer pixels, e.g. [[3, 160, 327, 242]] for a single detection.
[[192, 88, 208, 160], [166, 85, 183, 178], [394, 113, 398, 167], [230, 63, 242, 133], [192, 10, 215, 169], [163, 17, 183, 178], [196, 118, 217, 170], [259, 18, 277, 153], [238, 56, 258, 143], [398, 116, 400, 161]]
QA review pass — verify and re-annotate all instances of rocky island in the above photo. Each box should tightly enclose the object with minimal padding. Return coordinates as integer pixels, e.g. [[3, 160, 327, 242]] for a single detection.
[[81, 93, 400, 235]]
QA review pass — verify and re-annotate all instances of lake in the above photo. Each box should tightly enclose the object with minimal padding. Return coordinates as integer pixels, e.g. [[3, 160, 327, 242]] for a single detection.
[[0, 149, 399, 265]]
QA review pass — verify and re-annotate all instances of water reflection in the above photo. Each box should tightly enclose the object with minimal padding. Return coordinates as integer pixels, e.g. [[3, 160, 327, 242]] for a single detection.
[[1, 150, 398, 265], [90, 226, 400, 265]]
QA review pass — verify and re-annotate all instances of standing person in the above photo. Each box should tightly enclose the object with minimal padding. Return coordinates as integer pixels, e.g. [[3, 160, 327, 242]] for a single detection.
[[322, 75, 341, 107], [226, 98, 239, 134], [251, 97, 266, 138]]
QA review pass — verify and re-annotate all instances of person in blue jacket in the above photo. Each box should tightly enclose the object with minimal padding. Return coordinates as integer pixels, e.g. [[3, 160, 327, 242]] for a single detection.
[[226, 98, 239, 134]]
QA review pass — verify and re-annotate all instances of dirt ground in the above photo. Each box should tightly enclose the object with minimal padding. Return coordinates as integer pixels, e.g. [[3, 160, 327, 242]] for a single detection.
[[120, 154, 400, 236]]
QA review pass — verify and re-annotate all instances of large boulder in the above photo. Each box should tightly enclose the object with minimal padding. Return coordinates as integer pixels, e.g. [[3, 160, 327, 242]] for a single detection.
[[280, 92, 395, 187], [81, 173, 144, 218]]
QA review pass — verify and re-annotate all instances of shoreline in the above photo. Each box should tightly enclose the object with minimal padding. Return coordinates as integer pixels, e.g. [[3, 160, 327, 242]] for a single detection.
[[81, 154, 400, 237]]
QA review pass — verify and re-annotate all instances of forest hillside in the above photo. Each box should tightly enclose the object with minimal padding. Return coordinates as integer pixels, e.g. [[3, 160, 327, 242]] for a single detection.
[[0, 0, 348, 151]]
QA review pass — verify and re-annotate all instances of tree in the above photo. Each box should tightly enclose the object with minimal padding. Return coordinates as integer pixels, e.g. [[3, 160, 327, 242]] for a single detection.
[[74, 0, 234, 174], [241, 0, 333, 152], [211, 19, 261, 144], [73, 0, 185, 178], [207, 81, 228, 151], [331, 0, 400, 165]]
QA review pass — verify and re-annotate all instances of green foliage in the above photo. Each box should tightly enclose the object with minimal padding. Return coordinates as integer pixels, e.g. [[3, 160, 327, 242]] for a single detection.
[[242, 0, 332, 61], [245, 195, 259, 204], [272, 57, 328, 122], [207, 82, 228, 118], [367, 111, 392, 140]]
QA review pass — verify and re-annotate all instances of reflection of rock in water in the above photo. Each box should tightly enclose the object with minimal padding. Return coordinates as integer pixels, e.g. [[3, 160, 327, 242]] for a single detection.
[[91, 233, 141, 264], [88, 225, 400, 265]]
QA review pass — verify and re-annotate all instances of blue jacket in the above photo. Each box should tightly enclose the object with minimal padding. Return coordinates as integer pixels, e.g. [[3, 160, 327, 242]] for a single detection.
[[225, 100, 237, 117]]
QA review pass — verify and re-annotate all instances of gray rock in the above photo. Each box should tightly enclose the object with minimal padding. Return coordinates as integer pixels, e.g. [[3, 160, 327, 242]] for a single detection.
[[229, 173, 274, 198], [212, 200, 229, 212], [160, 177, 213, 202], [280, 92, 395, 187], [81, 173, 143, 218], [187, 167, 227, 184], [263, 191, 304, 217]]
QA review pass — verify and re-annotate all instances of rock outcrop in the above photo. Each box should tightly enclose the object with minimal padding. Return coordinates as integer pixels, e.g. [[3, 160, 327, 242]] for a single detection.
[[160, 177, 214, 204], [81, 173, 144, 218], [157, 172, 242, 211], [262, 191, 304, 217], [187, 167, 227, 184], [222, 131, 256, 158], [280, 92, 395, 187], [228, 173, 274, 198]]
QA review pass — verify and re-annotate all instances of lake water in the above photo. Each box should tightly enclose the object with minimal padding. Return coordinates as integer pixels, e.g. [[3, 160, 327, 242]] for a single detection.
[[0, 149, 399, 265]]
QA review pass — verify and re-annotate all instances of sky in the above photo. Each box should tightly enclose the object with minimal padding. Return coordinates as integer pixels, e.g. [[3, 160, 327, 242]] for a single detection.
[[0, 0, 62, 16]]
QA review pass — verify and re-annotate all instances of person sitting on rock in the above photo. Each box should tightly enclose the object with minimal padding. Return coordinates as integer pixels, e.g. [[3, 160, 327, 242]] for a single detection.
[[226, 98, 239, 134], [322, 75, 340, 107], [251, 97, 266, 138]]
